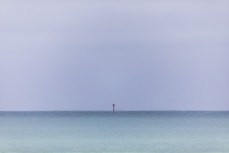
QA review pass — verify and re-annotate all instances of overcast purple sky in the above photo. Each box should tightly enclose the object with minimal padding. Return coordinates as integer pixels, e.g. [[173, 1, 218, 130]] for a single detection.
[[0, 0, 229, 111]]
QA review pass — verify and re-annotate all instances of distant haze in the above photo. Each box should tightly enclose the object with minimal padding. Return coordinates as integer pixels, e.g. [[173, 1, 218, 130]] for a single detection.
[[0, 0, 229, 111]]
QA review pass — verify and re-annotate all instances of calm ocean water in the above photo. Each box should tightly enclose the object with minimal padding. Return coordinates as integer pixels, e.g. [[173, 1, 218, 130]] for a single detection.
[[1, 111, 229, 153]]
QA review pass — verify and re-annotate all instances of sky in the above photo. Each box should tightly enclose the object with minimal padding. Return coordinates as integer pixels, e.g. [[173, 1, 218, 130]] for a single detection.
[[0, 0, 229, 111]]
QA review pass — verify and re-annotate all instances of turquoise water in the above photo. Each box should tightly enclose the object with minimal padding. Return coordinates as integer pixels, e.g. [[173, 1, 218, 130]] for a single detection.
[[1, 111, 229, 153]]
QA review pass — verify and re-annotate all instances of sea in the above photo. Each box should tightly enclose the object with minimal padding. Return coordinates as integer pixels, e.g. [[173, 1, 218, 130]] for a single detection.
[[0, 111, 229, 153]]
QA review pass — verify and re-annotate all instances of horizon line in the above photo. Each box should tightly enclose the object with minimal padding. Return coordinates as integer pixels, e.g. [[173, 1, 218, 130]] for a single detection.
[[1, 110, 229, 112]]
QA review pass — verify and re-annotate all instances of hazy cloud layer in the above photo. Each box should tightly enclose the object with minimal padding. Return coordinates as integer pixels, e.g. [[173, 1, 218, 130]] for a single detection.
[[0, 0, 229, 110]]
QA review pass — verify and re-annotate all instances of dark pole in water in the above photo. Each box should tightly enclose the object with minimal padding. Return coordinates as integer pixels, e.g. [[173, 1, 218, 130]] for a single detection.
[[113, 104, 115, 112]]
